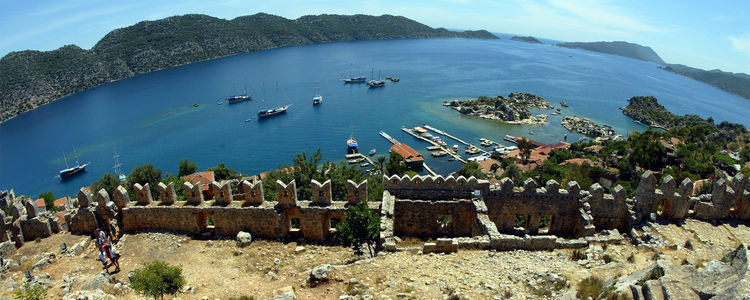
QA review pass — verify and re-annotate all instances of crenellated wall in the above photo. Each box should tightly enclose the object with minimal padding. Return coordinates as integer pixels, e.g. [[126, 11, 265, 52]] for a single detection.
[[61, 170, 750, 250]]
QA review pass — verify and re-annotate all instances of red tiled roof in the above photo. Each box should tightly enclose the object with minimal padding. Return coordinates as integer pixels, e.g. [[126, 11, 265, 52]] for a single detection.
[[692, 179, 710, 196], [53, 197, 67, 207], [559, 158, 593, 166], [391, 144, 423, 163], [478, 158, 500, 173], [584, 145, 601, 153], [54, 211, 68, 225], [35, 198, 46, 208], [516, 137, 545, 148], [183, 171, 216, 191]]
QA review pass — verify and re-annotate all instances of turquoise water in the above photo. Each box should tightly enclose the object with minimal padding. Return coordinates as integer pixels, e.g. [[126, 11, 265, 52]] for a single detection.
[[2, 38, 749, 198]]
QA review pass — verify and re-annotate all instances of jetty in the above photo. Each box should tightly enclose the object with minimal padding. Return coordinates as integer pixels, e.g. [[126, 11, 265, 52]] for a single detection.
[[401, 127, 467, 163], [347, 152, 375, 167], [422, 124, 491, 156]]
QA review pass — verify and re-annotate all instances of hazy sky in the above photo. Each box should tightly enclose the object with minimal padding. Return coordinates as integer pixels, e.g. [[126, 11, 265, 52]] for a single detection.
[[2, 0, 749, 74]]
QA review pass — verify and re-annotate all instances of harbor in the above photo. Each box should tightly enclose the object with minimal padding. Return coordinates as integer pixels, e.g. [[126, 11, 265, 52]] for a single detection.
[[400, 126, 467, 164], [422, 124, 492, 157]]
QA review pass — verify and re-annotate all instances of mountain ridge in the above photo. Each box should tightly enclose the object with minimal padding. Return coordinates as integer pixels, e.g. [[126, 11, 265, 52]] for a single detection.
[[556, 41, 666, 64], [0, 13, 498, 123]]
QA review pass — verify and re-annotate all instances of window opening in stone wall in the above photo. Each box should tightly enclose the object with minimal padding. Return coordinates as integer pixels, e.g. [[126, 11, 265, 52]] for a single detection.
[[515, 214, 529, 231], [319, 190, 324, 198], [329, 217, 340, 233], [657, 199, 666, 216], [290, 218, 300, 232], [539, 215, 553, 234], [437, 215, 452, 229]]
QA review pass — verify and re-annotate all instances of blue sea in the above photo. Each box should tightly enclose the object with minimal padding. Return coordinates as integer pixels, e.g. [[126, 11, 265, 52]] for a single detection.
[[2, 38, 749, 198]]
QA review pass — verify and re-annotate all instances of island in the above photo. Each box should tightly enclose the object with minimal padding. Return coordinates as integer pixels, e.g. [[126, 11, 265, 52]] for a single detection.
[[0, 13, 499, 123], [444, 92, 551, 125], [560, 116, 615, 138], [556, 41, 665, 65], [510, 36, 542, 44]]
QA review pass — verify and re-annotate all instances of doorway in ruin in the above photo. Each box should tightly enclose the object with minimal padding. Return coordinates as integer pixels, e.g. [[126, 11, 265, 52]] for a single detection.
[[196, 211, 215, 237], [514, 214, 529, 232], [328, 217, 341, 234], [437, 214, 453, 236], [539, 215, 554, 234], [657, 198, 672, 217]]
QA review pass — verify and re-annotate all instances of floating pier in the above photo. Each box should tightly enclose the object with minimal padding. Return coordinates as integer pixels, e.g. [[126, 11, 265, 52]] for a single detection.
[[401, 126, 467, 163], [422, 124, 491, 156]]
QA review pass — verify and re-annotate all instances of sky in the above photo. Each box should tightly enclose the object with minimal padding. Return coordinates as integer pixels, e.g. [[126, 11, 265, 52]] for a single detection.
[[1, 0, 749, 74]]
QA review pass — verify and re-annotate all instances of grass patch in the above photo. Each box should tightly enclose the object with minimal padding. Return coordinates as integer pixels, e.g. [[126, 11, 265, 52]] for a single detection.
[[602, 253, 617, 263], [636, 267, 664, 286], [576, 276, 604, 299], [571, 249, 586, 261]]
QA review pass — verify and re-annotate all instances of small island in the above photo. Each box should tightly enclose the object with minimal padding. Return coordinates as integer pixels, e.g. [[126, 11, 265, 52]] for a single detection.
[[511, 36, 542, 44], [620, 96, 677, 129], [444, 92, 551, 125], [560, 116, 615, 137]]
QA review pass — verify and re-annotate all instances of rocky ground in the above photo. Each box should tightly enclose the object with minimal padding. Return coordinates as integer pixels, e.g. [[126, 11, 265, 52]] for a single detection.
[[0, 219, 747, 299], [444, 93, 552, 125]]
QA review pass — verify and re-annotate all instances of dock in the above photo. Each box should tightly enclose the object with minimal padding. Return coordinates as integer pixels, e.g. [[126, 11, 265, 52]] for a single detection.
[[348, 152, 375, 167], [401, 127, 467, 163], [422, 163, 438, 176], [422, 124, 491, 156], [379, 130, 400, 145]]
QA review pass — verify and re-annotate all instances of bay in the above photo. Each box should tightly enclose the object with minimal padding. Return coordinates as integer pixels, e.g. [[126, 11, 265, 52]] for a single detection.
[[1, 38, 749, 198]]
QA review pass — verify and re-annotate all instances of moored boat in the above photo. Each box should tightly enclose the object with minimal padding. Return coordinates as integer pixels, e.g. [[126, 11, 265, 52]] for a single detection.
[[313, 95, 322, 105], [227, 94, 252, 103], [431, 151, 447, 157], [343, 76, 367, 83], [59, 149, 89, 180], [347, 135, 359, 154], [369, 148, 376, 156], [257, 104, 291, 118], [367, 79, 385, 88]]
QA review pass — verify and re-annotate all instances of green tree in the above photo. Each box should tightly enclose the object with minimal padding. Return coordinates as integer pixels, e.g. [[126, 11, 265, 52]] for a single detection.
[[517, 138, 533, 163], [335, 201, 380, 257], [457, 162, 486, 179], [208, 163, 239, 181], [130, 260, 186, 300], [375, 155, 387, 174], [91, 173, 121, 200], [385, 152, 407, 176], [177, 158, 197, 177], [162, 174, 187, 201], [628, 130, 666, 170], [14, 282, 46, 300], [127, 163, 163, 196], [38, 192, 55, 212]]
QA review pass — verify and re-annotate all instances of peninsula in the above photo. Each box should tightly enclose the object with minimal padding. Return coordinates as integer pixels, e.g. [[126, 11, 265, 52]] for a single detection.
[[444, 92, 551, 125], [556, 41, 665, 65], [0, 13, 498, 123]]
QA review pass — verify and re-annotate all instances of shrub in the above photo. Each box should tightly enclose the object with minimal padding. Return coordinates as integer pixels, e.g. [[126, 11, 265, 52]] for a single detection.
[[636, 267, 664, 286], [684, 239, 693, 250], [602, 253, 616, 263], [570, 249, 586, 261], [335, 201, 380, 257], [130, 260, 186, 300], [576, 276, 604, 299], [14, 282, 46, 300]]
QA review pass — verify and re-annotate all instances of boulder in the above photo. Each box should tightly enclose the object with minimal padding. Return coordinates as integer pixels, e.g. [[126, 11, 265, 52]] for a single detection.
[[266, 286, 296, 300], [62, 289, 116, 300], [79, 272, 111, 291], [236, 231, 252, 247], [309, 264, 333, 286]]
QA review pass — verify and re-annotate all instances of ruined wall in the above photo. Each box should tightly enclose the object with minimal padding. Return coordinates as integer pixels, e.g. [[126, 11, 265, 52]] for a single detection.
[[393, 200, 476, 237]]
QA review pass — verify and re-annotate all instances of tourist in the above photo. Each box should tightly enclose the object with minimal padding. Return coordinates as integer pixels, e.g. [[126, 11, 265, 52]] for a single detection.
[[102, 242, 120, 274]]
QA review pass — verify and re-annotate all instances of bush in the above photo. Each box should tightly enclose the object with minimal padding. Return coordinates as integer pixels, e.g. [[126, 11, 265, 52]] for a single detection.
[[130, 260, 186, 300], [576, 276, 604, 299], [14, 282, 46, 300], [602, 253, 616, 263], [570, 249, 586, 261], [335, 201, 380, 257], [636, 267, 664, 286]]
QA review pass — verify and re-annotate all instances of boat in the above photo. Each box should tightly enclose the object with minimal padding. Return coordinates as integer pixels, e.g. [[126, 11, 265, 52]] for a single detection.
[[480, 140, 493, 147], [468, 154, 490, 162], [342, 76, 367, 83], [245, 118, 252, 122], [385, 76, 400, 82], [448, 157, 455, 161], [369, 148, 376, 156], [360, 162, 370, 167], [312, 95, 322, 105], [193, 104, 199, 107], [465, 146, 480, 154], [431, 151, 447, 157], [367, 79, 385, 88], [529, 131, 534, 135], [453, 145, 459, 151], [504, 135, 517, 143], [217, 101, 224, 105], [112, 147, 126, 182], [560, 102, 569, 107], [227, 94, 252, 103], [347, 134, 359, 154], [348, 158, 364, 164], [59, 149, 89, 180], [426, 145, 441, 151], [257, 104, 291, 118], [414, 127, 428, 134]]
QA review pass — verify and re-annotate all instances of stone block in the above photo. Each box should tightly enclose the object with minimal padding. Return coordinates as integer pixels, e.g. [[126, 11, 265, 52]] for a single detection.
[[567, 181, 581, 196], [76, 188, 93, 208], [240, 180, 263, 205], [19, 218, 51, 241], [133, 183, 152, 205], [212, 181, 233, 205], [113, 186, 130, 208], [183, 182, 203, 205], [639, 171, 657, 191], [158, 182, 176, 205], [661, 175, 676, 196], [311, 179, 332, 205], [500, 178, 514, 193], [276, 180, 297, 206], [522, 178, 537, 193], [23, 200, 37, 219], [346, 180, 367, 204], [545, 179, 560, 194]]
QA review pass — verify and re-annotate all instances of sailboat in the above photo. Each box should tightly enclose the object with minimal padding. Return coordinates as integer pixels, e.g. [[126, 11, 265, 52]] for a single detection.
[[312, 85, 322, 105], [59, 147, 89, 180], [367, 69, 385, 88], [342, 63, 367, 83], [227, 83, 253, 103], [113, 147, 126, 182], [257, 83, 291, 118]]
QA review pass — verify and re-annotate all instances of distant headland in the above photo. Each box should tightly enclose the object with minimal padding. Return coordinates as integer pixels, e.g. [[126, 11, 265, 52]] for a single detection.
[[556, 41, 665, 64], [0, 13, 498, 123], [510, 36, 542, 44]]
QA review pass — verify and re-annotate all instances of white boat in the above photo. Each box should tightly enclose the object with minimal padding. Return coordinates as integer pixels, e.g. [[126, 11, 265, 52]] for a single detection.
[[369, 148, 376, 156], [431, 151, 447, 157]]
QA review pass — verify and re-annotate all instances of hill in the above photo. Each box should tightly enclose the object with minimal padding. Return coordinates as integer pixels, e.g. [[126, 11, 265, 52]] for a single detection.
[[510, 36, 542, 44], [662, 64, 750, 100], [556, 41, 665, 65], [0, 13, 498, 123]]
